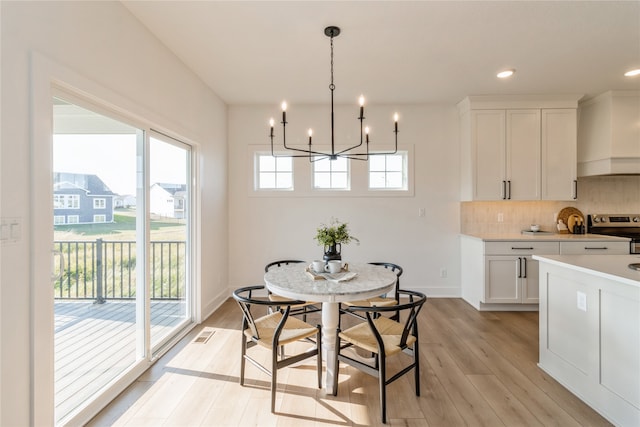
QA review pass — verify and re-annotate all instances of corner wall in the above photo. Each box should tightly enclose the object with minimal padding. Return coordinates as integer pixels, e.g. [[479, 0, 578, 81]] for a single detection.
[[1, 2, 227, 424]]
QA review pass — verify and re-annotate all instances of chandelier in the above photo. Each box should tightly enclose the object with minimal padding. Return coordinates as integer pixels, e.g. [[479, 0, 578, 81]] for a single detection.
[[269, 26, 399, 162]]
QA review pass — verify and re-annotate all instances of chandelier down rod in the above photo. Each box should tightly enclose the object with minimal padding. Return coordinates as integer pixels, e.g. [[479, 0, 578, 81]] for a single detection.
[[268, 25, 399, 162]]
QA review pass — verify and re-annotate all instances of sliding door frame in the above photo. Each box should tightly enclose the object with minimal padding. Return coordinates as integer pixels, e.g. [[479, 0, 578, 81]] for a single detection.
[[30, 53, 200, 426]]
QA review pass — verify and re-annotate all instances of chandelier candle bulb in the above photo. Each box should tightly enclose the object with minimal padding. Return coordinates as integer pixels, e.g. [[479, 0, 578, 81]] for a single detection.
[[394, 113, 399, 132], [365, 126, 370, 143], [281, 101, 287, 123], [308, 129, 313, 144], [269, 118, 274, 137], [359, 95, 365, 119]]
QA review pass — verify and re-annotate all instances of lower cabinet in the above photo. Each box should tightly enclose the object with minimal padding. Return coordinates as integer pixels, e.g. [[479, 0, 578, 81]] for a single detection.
[[560, 241, 630, 255], [461, 236, 560, 311], [485, 255, 539, 304], [461, 236, 632, 311]]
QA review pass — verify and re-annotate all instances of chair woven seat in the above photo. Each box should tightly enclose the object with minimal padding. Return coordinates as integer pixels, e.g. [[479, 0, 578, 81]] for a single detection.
[[340, 262, 403, 322], [247, 312, 319, 347], [268, 293, 318, 310], [343, 296, 397, 308], [338, 316, 416, 356]]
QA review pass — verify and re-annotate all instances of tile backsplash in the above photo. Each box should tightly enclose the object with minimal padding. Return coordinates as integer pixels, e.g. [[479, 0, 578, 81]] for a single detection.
[[461, 175, 640, 234]]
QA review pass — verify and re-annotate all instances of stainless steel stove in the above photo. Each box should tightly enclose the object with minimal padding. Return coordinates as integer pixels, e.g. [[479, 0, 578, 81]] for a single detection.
[[588, 213, 640, 254]]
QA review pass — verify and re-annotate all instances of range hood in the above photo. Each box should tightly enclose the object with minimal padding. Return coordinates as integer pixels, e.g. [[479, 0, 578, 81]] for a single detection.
[[577, 90, 640, 176]]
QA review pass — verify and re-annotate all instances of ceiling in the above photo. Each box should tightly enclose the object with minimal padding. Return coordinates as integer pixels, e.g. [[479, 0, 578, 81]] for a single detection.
[[122, 1, 640, 106]]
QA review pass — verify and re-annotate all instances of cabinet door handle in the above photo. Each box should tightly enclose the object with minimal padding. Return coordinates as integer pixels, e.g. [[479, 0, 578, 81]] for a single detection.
[[522, 257, 527, 278], [584, 246, 607, 250], [511, 247, 534, 250], [517, 257, 522, 278], [502, 180, 507, 200], [507, 180, 511, 200], [573, 180, 578, 200]]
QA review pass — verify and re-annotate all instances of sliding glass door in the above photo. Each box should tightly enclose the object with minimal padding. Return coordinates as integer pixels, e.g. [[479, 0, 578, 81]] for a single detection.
[[52, 95, 192, 424]]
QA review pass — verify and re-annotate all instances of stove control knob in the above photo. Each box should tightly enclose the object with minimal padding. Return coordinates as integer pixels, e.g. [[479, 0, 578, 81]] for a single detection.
[[633, 217, 640, 223], [593, 217, 600, 223], [600, 217, 607, 223]]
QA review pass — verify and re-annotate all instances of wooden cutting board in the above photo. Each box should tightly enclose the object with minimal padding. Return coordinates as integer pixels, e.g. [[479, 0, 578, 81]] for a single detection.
[[557, 207, 584, 234]]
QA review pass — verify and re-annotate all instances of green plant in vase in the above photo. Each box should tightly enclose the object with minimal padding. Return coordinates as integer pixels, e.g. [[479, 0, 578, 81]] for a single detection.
[[314, 218, 359, 261]]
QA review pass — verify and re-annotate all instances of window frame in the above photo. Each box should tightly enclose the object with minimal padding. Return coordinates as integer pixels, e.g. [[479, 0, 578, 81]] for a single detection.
[[54, 194, 80, 209], [368, 151, 409, 191], [93, 198, 106, 209], [248, 144, 413, 197], [253, 152, 294, 191], [312, 156, 350, 191]]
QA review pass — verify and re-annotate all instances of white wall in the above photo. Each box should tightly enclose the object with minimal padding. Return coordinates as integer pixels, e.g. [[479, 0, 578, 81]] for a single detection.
[[228, 104, 461, 296], [0, 2, 227, 425]]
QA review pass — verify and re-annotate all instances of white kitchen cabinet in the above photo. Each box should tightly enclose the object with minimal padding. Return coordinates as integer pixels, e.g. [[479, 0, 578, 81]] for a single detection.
[[460, 235, 630, 311], [560, 241, 630, 255], [461, 236, 559, 310], [459, 96, 580, 201], [469, 109, 541, 200], [485, 255, 539, 304], [542, 109, 578, 200]]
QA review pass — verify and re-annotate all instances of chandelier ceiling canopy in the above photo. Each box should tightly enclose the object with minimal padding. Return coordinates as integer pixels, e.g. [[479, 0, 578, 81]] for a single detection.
[[269, 26, 399, 162]]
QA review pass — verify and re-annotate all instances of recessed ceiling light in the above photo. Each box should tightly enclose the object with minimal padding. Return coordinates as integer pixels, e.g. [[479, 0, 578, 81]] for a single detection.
[[624, 69, 640, 77], [497, 69, 515, 79]]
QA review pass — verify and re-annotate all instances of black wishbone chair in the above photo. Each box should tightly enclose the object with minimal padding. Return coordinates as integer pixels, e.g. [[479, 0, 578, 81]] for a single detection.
[[341, 262, 403, 321], [233, 285, 322, 413], [333, 289, 427, 424], [265, 260, 321, 321]]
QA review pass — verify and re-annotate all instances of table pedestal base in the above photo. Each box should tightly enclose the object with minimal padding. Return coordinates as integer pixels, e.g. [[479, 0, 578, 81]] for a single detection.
[[321, 302, 339, 393]]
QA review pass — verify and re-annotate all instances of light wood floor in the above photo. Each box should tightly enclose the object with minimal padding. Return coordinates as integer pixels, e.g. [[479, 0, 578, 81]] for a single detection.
[[88, 298, 612, 426]]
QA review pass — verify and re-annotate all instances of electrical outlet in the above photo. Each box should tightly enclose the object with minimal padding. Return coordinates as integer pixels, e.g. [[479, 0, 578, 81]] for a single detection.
[[440, 268, 447, 278], [577, 291, 587, 312], [497, 213, 504, 222], [418, 208, 426, 217]]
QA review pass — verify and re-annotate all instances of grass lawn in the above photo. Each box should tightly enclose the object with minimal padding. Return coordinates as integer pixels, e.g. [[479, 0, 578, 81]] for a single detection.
[[55, 209, 185, 241]]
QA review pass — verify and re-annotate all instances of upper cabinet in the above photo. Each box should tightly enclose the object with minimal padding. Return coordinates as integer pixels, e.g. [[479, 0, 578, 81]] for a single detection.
[[577, 90, 640, 176], [458, 95, 581, 201]]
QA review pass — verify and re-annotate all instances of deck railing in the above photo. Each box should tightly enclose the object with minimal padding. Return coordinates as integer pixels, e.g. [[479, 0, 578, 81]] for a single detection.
[[54, 239, 186, 302]]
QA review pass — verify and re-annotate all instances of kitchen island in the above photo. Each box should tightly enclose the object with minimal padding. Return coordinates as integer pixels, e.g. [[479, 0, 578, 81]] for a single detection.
[[534, 254, 640, 427]]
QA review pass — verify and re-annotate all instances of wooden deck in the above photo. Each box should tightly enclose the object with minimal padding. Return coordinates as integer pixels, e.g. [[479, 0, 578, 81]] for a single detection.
[[55, 299, 186, 422]]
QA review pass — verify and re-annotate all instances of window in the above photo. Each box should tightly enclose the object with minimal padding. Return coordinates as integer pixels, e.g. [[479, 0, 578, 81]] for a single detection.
[[93, 214, 106, 223], [54, 194, 80, 209], [368, 152, 408, 190], [313, 157, 349, 190], [54, 216, 65, 225], [255, 154, 293, 190], [93, 198, 106, 209], [67, 215, 79, 224]]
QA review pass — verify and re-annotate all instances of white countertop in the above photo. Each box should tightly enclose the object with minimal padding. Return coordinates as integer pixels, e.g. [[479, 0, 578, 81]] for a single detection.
[[462, 232, 631, 242], [533, 254, 640, 287]]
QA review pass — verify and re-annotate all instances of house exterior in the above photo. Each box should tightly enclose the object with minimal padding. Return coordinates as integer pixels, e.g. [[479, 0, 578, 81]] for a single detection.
[[114, 194, 136, 208], [150, 183, 187, 219], [53, 172, 116, 224]]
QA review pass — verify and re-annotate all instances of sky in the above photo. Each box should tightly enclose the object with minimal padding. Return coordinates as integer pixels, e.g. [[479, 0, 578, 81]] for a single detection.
[[53, 134, 187, 195]]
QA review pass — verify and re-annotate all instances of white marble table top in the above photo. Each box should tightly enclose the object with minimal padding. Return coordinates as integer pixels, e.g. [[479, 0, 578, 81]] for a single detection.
[[264, 262, 397, 303]]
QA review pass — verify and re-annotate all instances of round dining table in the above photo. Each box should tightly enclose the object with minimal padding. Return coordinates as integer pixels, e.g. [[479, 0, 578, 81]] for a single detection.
[[264, 262, 397, 392]]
